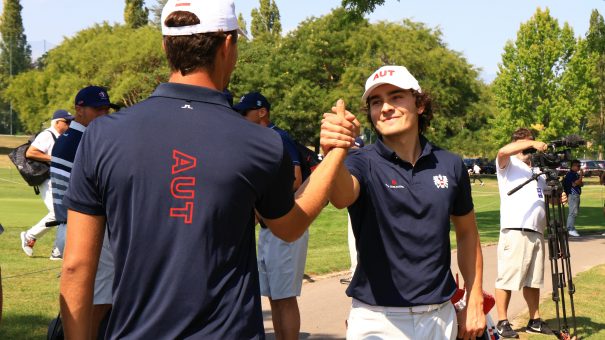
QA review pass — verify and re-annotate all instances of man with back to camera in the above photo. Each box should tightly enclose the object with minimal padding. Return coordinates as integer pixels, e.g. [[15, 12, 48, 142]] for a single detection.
[[59, 0, 359, 338], [494, 128, 558, 338], [20, 109, 73, 258], [321, 65, 485, 340], [51, 85, 117, 337], [563, 159, 582, 237], [235, 91, 307, 340]]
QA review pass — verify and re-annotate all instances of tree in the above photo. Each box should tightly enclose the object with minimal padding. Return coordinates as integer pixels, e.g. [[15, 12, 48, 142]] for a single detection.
[[232, 8, 483, 150], [341, 0, 399, 18], [2, 24, 168, 132], [238, 13, 248, 37], [250, 0, 281, 39], [124, 0, 149, 28], [151, 0, 168, 28], [584, 9, 605, 158], [0, 0, 31, 133], [491, 8, 578, 145]]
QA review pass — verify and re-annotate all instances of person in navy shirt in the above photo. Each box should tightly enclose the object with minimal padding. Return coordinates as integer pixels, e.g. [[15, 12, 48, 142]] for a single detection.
[[235, 91, 308, 340], [59, 0, 358, 339], [321, 66, 485, 339], [563, 159, 583, 237]]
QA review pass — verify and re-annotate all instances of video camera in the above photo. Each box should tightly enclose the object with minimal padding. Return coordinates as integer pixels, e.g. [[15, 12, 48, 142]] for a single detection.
[[522, 134, 585, 170]]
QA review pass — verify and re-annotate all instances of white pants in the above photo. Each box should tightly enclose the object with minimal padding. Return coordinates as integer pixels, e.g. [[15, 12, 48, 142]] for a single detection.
[[26, 179, 55, 239], [346, 299, 457, 340]]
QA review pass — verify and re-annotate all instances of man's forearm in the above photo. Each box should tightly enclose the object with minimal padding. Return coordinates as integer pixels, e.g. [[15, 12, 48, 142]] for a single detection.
[[60, 211, 106, 339], [457, 231, 483, 299], [60, 265, 95, 339]]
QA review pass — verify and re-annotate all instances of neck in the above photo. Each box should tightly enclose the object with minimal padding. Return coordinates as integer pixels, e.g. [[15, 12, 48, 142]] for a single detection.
[[382, 132, 422, 165], [168, 69, 223, 91]]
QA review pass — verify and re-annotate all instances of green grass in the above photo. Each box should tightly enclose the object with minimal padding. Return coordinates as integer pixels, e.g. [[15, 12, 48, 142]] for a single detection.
[[519, 265, 605, 340], [1, 169, 604, 338]]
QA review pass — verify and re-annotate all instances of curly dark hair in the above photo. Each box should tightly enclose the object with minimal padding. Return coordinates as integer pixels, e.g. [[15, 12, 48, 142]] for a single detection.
[[163, 11, 237, 76], [365, 89, 433, 136]]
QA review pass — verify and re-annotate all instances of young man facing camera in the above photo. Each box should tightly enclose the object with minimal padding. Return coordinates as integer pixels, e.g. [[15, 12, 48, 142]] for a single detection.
[[321, 66, 485, 340]]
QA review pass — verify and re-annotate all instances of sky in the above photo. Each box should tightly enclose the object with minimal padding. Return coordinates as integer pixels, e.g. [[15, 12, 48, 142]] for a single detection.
[[2, 0, 604, 82]]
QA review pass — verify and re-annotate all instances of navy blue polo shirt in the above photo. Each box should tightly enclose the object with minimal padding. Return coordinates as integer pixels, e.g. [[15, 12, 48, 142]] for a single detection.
[[63, 83, 295, 339], [268, 123, 300, 166], [345, 136, 473, 307], [563, 171, 581, 195]]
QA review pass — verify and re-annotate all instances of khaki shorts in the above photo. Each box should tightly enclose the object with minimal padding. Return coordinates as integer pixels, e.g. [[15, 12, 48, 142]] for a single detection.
[[495, 229, 544, 291]]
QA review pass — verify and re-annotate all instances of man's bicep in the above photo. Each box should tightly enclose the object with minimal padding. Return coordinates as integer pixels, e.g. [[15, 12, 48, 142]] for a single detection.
[[451, 210, 478, 236], [64, 210, 106, 264]]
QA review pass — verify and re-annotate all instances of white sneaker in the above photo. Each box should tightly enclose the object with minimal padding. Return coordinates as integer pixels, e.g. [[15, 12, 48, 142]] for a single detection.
[[568, 230, 580, 237], [20, 231, 35, 256], [49, 247, 63, 261]]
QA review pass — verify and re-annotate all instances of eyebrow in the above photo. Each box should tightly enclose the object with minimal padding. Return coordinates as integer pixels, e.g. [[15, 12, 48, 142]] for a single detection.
[[367, 89, 409, 102]]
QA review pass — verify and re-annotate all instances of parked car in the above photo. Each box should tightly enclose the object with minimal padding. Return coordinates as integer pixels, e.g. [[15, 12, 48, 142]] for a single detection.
[[579, 160, 601, 177]]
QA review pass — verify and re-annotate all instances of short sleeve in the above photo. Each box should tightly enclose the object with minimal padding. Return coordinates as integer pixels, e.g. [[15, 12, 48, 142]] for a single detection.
[[256, 148, 295, 219], [30, 130, 54, 154], [344, 148, 366, 188], [62, 130, 105, 216], [451, 157, 474, 216], [281, 135, 300, 165]]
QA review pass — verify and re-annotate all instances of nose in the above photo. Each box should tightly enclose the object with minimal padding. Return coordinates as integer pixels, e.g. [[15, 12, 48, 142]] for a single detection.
[[381, 101, 395, 115]]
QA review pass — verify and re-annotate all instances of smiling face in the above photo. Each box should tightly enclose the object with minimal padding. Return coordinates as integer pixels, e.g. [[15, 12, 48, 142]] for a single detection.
[[367, 84, 423, 138]]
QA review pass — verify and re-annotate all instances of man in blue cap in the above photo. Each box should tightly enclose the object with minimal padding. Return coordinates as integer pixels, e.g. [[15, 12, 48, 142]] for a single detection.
[[20, 109, 73, 258], [235, 91, 306, 340], [51, 85, 118, 337]]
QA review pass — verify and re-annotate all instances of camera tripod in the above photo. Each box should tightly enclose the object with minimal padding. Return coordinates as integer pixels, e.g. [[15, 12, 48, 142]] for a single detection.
[[508, 169, 577, 340]]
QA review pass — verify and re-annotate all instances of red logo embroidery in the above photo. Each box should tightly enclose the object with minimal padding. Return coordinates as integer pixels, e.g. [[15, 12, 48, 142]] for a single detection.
[[373, 69, 395, 81], [391, 179, 397, 185], [170, 150, 197, 224]]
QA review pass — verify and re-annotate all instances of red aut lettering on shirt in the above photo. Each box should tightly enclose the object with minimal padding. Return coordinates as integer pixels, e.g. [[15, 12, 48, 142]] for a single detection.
[[373, 69, 395, 80], [170, 150, 197, 224]]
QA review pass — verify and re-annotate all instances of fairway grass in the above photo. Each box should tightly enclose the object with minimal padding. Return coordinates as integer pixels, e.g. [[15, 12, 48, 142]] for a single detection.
[[1, 169, 604, 338]]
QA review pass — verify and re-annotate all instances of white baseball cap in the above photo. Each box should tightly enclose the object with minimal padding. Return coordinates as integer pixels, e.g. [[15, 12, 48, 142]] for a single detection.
[[361, 65, 422, 102], [161, 0, 248, 39]]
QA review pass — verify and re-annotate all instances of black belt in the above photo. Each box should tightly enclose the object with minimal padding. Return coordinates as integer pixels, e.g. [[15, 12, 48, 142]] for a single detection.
[[505, 228, 538, 233]]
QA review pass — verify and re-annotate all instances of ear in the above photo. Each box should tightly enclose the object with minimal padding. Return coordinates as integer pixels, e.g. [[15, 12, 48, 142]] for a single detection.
[[221, 33, 235, 58], [258, 107, 268, 118], [417, 105, 425, 115]]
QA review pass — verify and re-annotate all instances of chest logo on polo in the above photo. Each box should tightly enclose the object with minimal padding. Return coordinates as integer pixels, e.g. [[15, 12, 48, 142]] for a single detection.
[[384, 179, 405, 189], [433, 175, 449, 189]]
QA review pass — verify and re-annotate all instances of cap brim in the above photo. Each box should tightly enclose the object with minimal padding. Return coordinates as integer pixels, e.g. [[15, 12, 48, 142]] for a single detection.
[[65, 116, 75, 121], [361, 82, 388, 102], [233, 103, 251, 113], [237, 27, 249, 40]]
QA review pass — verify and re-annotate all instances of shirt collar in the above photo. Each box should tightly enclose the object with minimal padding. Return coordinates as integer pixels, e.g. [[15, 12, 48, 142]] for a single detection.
[[150, 83, 232, 109], [267, 123, 276, 129], [374, 135, 434, 164], [69, 121, 86, 133]]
